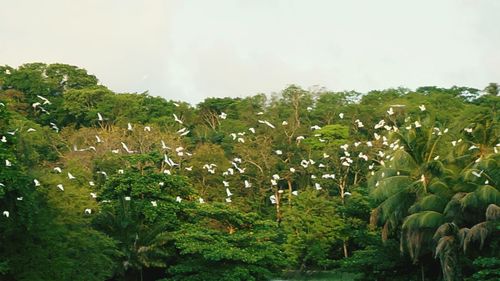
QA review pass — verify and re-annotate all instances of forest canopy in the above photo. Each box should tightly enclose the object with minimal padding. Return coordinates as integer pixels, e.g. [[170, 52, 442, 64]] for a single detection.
[[0, 63, 499, 281]]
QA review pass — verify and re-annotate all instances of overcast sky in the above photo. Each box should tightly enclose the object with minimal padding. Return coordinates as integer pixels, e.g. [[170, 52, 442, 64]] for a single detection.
[[1, 0, 499, 104]]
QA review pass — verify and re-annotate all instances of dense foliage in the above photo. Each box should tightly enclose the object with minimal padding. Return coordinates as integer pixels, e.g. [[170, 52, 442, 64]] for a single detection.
[[1, 63, 498, 281]]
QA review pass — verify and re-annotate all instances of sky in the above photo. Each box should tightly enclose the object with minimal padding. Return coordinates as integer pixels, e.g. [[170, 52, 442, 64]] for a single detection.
[[1, 0, 499, 104]]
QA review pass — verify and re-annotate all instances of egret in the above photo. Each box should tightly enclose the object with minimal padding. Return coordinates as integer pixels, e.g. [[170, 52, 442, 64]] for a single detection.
[[176, 196, 182, 203], [67, 172, 76, 180], [144, 126, 151, 132], [419, 104, 426, 111], [339, 113, 344, 119], [97, 112, 104, 121], [84, 209, 92, 214], [244, 180, 252, 188], [151, 201, 157, 207], [127, 123, 133, 131], [3, 211, 9, 218], [282, 121, 288, 125], [198, 198, 204, 204], [249, 127, 255, 133], [5, 159, 12, 167], [1, 136, 6, 142], [292, 190, 298, 196], [315, 183, 322, 190], [121, 142, 134, 153], [34, 179, 41, 186], [124, 196, 131, 201], [57, 184, 64, 191], [387, 107, 394, 116], [173, 113, 183, 124], [95, 135, 102, 143], [90, 193, 97, 198], [275, 150, 283, 155], [219, 112, 227, 119], [226, 188, 233, 197], [269, 195, 277, 204], [225, 197, 232, 203], [27, 128, 36, 132]]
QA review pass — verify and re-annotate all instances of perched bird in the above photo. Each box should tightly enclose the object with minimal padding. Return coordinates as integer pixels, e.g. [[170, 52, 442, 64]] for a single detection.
[[176, 196, 182, 203], [34, 179, 41, 186], [3, 211, 9, 218], [387, 107, 394, 116], [97, 112, 104, 121], [67, 172, 76, 180], [57, 184, 64, 191], [84, 209, 92, 214], [419, 104, 426, 111], [127, 123, 133, 131]]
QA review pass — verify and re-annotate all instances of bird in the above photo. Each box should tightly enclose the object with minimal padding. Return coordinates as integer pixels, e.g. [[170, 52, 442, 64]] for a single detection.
[[34, 179, 41, 186], [471, 170, 483, 177], [1, 136, 6, 143], [57, 184, 64, 191], [84, 209, 92, 214], [27, 128, 36, 132], [144, 126, 151, 132], [344, 192, 352, 196], [180, 130, 190, 137], [387, 107, 394, 115], [151, 201, 157, 207], [249, 127, 255, 133], [67, 172, 76, 180], [414, 121, 422, 128], [198, 198, 204, 204], [315, 183, 322, 190], [282, 121, 288, 125], [275, 150, 283, 155], [176, 196, 182, 203], [5, 159, 12, 167], [124, 196, 131, 201], [173, 113, 183, 124], [244, 180, 252, 188], [95, 135, 102, 143], [225, 197, 232, 203], [54, 167, 62, 173], [161, 140, 170, 150], [37, 95, 51, 105], [97, 112, 104, 121], [3, 211, 9, 218], [127, 123, 133, 131], [219, 112, 227, 119], [90, 192, 97, 198], [226, 188, 233, 197], [339, 113, 344, 119], [419, 105, 426, 111], [269, 195, 277, 204], [121, 142, 134, 153], [292, 190, 298, 196]]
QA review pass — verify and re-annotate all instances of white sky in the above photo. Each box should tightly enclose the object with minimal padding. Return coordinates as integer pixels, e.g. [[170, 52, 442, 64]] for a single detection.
[[1, 0, 499, 104]]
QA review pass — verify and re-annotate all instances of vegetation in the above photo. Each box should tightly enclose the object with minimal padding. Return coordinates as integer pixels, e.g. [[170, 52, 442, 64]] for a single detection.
[[0, 63, 499, 281]]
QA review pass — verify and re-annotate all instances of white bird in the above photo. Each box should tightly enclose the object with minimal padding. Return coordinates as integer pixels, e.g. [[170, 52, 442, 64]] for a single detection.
[[471, 170, 483, 177], [339, 113, 344, 119], [37, 95, 51, 105], [219, 112, 227, 119], [180, 130, 190, 137], [144, 126, 151, 132], [296, 136, 305, 142], [223, 181, 229, 187], [90, 193, 97, 198], [57, 184, 64, 191], [27, 128, 36, 132], [1, 136, 6, 143], [307, 106, 313, 111], [292, 190, 298, 196], [97, 112, 104, 121], [249, 127, 255, 133], [464, 128, 473, 133], [414, 121, 422, 128], [84, 208, 92, 214], [54, 167, 62, 173], [67, 172, 76, 180], [121, 142, 134, 153], [315, 183, 322, 190], [269, 195, 277, 204], [127, 123, 133, 131], [419, 104, 426, 111], [198, 198, 204, 204], [124, 196, 131, 201], [257, 111, 264, 115], [244, 180, 252, 188], [282, 121, 288, 125], [469, 145, 478, 150], [3, 211, 9, 218], [344, 192, 352, 196], [173, 113, 183, 124], [290, 167, 296, 173], [176, 196, 182, 203], [161, 140, 170, 150], [226, 188, 233, 197], [275, 150, 283, 155], [32, 102, 41, 109], [271, 179, 278, 186], [433, 156, 440, 160], [95, 135, 102, 143], [225, 197, 232, 203], [17, 197, 22, 201], [34, 179, 41, 186], [387, 107, 394, 116], [5, 159, 12, 167], [311, 125, 321, 130], [151, 201, 157, 207], [272, 174, 280, 180]]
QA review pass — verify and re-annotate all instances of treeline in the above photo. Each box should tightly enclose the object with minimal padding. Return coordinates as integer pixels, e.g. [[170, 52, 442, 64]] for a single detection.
[[0, 63, 499, 281]]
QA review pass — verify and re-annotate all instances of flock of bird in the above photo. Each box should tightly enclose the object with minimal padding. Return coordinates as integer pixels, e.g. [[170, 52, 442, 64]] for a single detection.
[[1, 95, 499, 219]]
